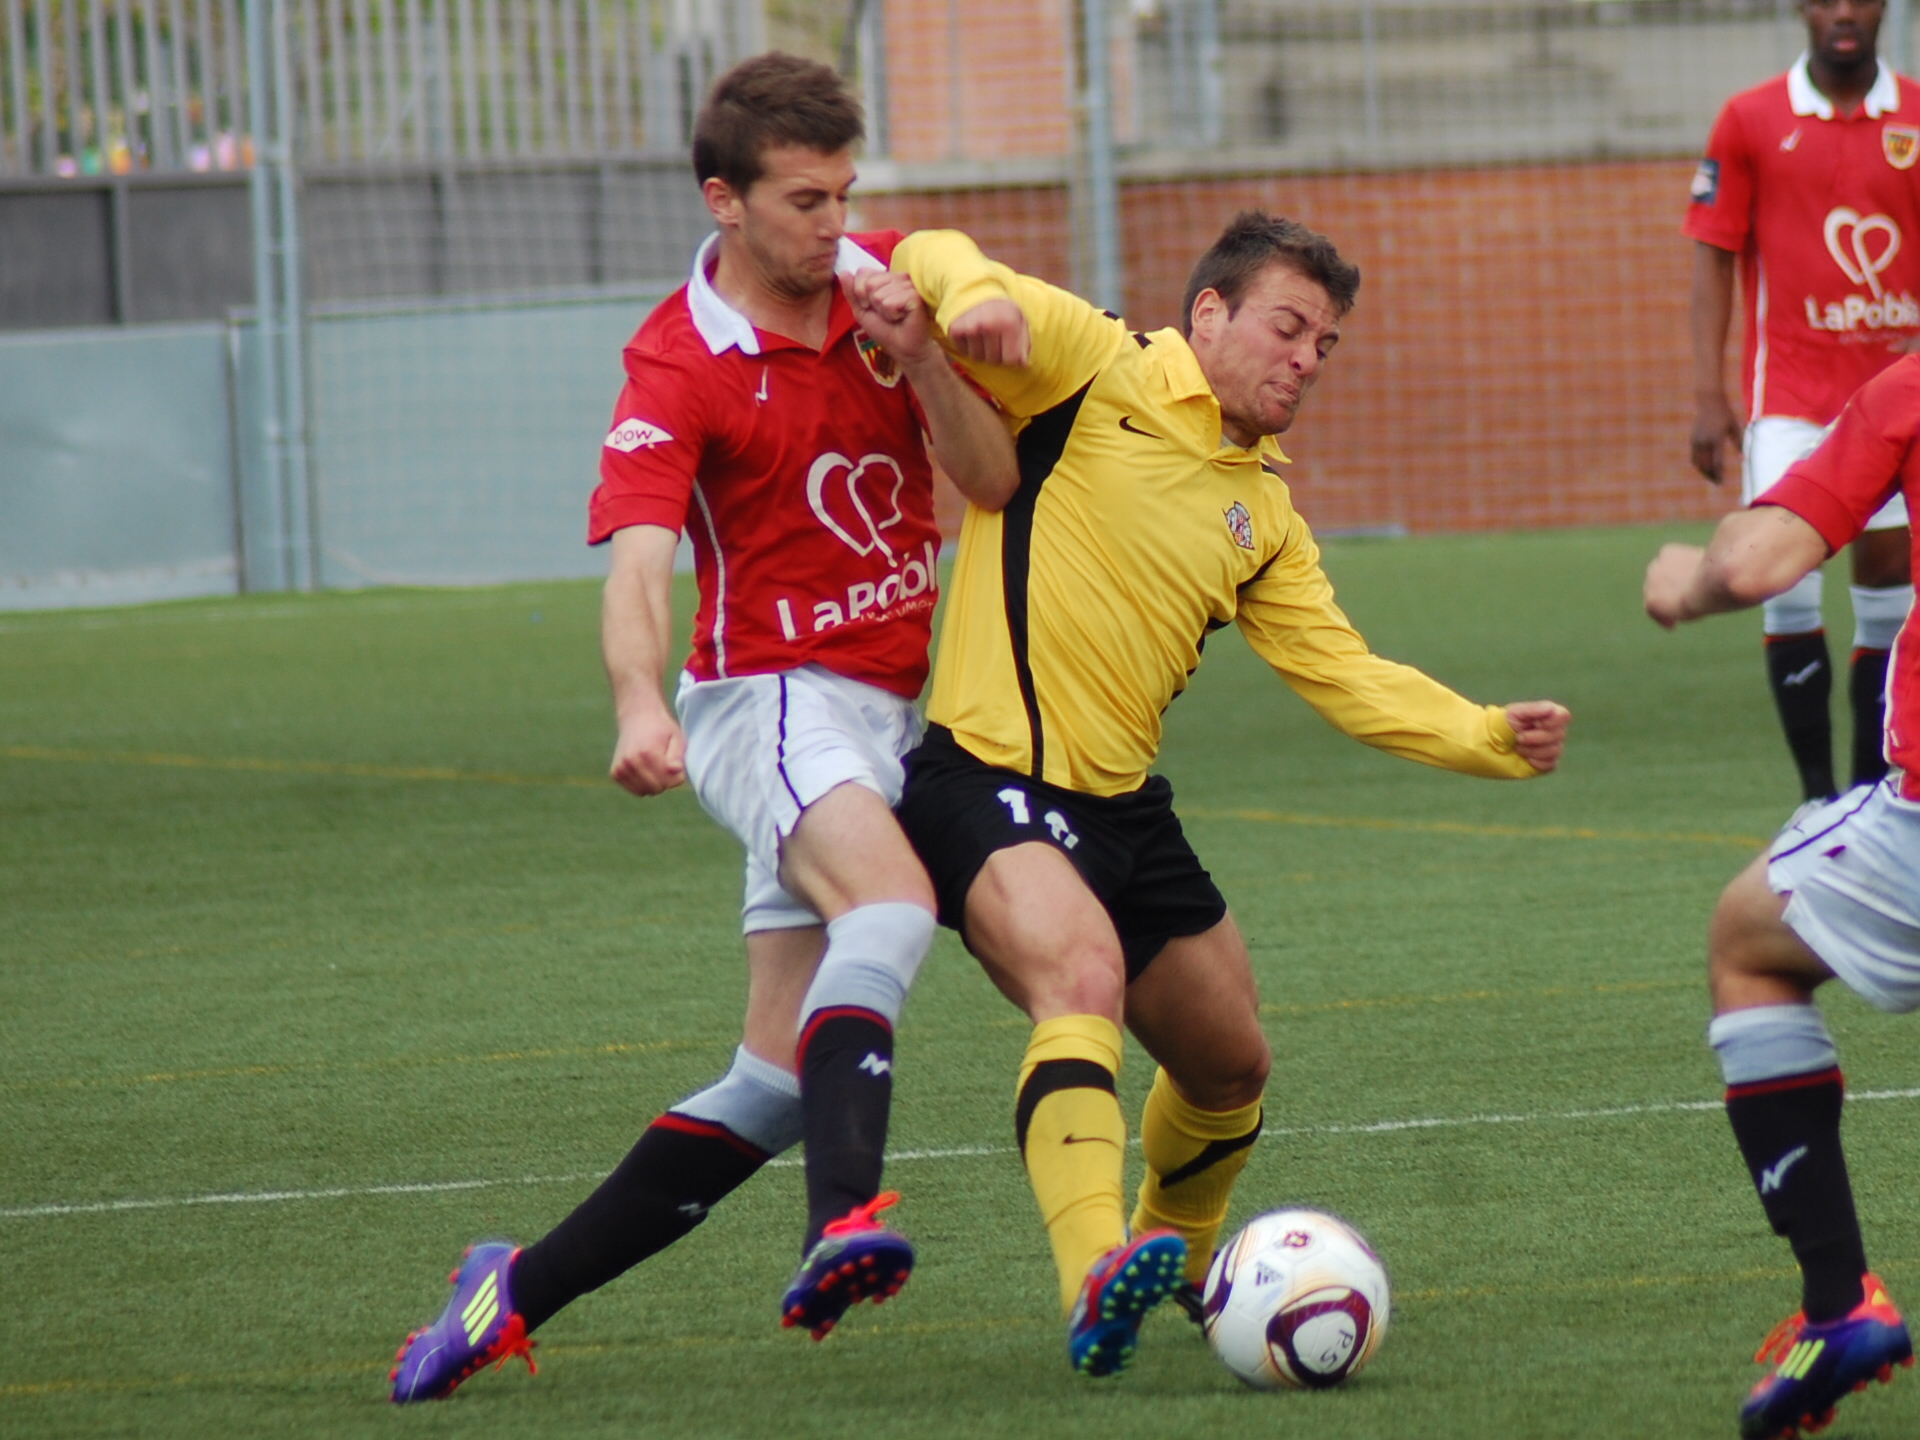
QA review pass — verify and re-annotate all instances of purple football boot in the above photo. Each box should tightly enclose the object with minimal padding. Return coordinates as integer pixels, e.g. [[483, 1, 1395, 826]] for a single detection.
[[390, 1241, 537, 1403], [781, 1191, 914, 1339]]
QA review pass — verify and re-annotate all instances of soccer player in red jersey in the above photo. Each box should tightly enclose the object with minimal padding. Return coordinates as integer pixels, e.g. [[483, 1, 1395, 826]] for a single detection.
[[1687, 0, 1915, 808], [1648, 357, 1920, 1439], [389, 55, 1019, 1401]]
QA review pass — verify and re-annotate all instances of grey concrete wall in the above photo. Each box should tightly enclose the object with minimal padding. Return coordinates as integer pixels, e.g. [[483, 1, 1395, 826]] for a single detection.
[[0, 324, 240, 608]]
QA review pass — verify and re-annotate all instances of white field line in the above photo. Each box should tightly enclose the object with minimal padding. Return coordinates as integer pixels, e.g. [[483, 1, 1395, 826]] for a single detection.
[[9, 1090, 1920, 1223]]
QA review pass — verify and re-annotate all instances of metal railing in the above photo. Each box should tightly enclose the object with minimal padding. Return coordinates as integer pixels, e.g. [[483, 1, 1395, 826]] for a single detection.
[[0, 0, 762, 175]]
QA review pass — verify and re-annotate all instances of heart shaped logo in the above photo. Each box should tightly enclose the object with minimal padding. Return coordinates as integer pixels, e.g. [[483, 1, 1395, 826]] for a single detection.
[[806, 451, 908, 566], [1825, 207, 1903, 299]]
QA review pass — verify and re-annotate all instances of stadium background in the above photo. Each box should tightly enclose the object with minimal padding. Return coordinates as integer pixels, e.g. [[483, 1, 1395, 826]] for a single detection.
[[1, 0, 1890, 605]]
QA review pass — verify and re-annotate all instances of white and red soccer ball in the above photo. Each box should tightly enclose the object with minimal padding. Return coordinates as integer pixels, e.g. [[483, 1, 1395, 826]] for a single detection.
[[1202, 1208, 1391, 1390]]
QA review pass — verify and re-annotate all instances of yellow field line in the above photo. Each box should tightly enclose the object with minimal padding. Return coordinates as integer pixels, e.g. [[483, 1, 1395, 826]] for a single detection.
[[1183, 804, 1765, 849], [14, 979, 1694, 1093], [4, 1038, 697, 1095], [6, 746, 1765, 848], [0, 744, 604, 790]]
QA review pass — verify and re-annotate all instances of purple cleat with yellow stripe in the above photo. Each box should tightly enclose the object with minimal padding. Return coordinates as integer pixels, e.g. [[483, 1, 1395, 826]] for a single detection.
[[390, 1241, 538, 1403]]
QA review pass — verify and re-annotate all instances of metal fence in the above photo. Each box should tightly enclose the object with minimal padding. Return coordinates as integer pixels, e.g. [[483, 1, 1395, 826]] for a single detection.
[[0, 0, 763, 175]]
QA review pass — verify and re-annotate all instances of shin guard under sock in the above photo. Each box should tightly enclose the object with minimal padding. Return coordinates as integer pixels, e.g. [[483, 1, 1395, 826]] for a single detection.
[[1766, 632, 1837, 802], [1850, 648, 1892, 788], [1131, 1067, 1263, 1286], [511, 1115, 769, 1331], [796, 1007, 895, 1250], [1725, 1070, 1867, 1322], [1015, 1015, 1127, 1315]]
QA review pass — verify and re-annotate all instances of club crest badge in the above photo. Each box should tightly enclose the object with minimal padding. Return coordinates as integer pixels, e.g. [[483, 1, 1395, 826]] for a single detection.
[[1885, 126, 1919, 171], [854, 329, 902, 388], [1224, 501, 1255, 551]]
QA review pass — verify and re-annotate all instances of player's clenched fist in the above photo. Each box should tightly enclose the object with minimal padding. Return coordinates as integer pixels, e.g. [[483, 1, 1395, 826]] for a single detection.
[[1643, 542, 1707, 629], [946, 298, 1031, 368], [610, 710, 687, 796], [1504, 700, 1571, 773], [841, 270, 938, 366]]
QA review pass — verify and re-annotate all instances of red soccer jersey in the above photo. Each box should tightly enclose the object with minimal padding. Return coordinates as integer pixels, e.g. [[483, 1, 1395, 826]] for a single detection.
[[589, 230, 943, 698], [1764, 355, 1920, 791], [1683, 58, 1920, 425]]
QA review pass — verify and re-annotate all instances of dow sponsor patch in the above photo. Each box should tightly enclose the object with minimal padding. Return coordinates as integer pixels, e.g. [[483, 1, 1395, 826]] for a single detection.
[[605, 418, 674, 452]]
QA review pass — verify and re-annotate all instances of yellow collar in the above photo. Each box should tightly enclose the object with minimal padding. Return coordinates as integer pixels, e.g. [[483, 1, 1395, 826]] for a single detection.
[[1150, 327, 1292, 466]]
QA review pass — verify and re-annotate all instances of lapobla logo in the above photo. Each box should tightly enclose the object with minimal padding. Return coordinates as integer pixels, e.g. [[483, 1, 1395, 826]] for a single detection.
[[1805, 207, 1920, 331], [1826, 207, 1902, 298], [806, 451, 908, 565]]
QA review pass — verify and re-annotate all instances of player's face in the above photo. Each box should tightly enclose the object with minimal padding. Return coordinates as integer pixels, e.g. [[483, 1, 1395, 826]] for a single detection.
[[1190, 263, 1342, 445], [1802, 0, 1883, 66], [728, 145, 856, 301]]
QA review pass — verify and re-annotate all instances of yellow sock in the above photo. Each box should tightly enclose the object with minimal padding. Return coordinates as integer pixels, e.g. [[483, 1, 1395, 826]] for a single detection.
[[1016, 1015, 1127, 1315], [1130, 1067, 1263, 1286]]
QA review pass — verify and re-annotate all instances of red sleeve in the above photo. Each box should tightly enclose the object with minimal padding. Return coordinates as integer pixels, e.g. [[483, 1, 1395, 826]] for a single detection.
[[1682, 100, 1752, 252], [588, 349, 708, 545], [1761, 358, 1920, 549], [848, 229, 907, 266]]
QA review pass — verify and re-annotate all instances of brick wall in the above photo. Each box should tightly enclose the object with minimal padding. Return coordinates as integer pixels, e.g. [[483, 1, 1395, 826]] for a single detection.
[[860, 159, 1743, 537]]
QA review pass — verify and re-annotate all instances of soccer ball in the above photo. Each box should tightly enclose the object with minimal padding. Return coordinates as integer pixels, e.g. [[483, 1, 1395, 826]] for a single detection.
[[1201, 1208, 1390, 1390]]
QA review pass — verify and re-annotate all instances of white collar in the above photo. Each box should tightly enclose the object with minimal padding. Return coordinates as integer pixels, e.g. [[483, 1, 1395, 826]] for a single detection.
[[685, 233, 887, 357], [1788, 52, 1902, 120]]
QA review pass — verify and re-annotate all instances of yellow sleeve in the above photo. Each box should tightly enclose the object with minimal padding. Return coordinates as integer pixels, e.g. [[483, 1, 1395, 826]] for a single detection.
[[1234, 512, 1539, 780], [892, 229, 1123, 419]]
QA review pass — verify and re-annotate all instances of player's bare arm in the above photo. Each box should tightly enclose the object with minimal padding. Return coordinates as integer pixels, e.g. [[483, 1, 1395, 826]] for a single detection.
[[842, 268, 1020, 511], [1644, 505, 1831, 627], [946, 298, 1030, 368], [1688, 241, 1742, 482], [602, 523, 686, 796]]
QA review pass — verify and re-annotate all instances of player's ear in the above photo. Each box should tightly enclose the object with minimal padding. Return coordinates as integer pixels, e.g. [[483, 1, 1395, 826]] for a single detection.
[[1189, 288, 1226, 345], [703, 175, 745, 230]]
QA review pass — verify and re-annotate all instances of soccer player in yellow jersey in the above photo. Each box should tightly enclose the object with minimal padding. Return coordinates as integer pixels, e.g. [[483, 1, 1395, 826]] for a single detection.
[[845, 212, 1573, 1377]]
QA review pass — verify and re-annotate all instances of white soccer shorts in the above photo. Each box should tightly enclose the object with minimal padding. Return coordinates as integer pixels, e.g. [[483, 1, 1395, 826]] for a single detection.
[[1746, 416, 1908, 530], [676, 663, 923, 934], [1767, 778, 1920, 1013]]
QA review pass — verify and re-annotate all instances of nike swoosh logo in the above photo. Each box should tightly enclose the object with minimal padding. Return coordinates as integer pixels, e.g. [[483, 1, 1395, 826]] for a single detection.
[[1760, 1144, 1810, 1194], [1782, 661, 1824, 686], [1061, 1134, 1118, 1146], [1118, 415, 1163, 440]]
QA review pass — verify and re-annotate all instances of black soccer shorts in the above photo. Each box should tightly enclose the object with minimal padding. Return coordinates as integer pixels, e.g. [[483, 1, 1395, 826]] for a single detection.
[[897, 725, 1228, 980]]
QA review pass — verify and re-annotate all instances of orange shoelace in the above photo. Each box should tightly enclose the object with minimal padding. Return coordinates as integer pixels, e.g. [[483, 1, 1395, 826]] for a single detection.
[[822, 1190, 901, 1237]]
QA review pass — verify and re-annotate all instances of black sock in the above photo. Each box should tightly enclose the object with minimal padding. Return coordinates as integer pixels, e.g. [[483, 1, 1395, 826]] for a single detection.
[[1725, 1069, 1867, 1322], [509, 1115, 767, 1332], [1850, 647, 1892, 788], [797, 1007, 894, 1251], [1766, 633, 1837, 802]]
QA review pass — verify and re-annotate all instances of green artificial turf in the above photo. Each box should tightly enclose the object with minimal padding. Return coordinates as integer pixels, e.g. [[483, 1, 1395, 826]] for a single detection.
[[2, 525, 1915, 1439]]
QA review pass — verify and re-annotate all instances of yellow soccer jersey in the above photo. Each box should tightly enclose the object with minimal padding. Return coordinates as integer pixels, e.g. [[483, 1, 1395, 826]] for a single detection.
[[894, 229, 1538, 797]]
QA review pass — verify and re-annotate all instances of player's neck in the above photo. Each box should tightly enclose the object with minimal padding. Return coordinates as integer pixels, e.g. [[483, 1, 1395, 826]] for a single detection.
[[1808, 51, 1879, 115], [709, 235, 835, 351]]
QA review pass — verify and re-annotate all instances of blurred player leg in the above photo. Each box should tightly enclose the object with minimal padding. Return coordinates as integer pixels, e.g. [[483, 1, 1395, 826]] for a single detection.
[[1847, 515, 1913, 790], [1750, 420, 1837, 804]]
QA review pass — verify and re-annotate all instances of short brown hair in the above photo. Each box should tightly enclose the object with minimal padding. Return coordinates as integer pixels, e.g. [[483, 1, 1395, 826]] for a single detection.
[[1179, 211, 1361, 336], [692, 53, 865, 194]]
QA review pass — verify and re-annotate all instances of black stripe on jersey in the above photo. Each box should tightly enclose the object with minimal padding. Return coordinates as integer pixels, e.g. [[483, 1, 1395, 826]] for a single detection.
[[1003, 378, 1095, 778]]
